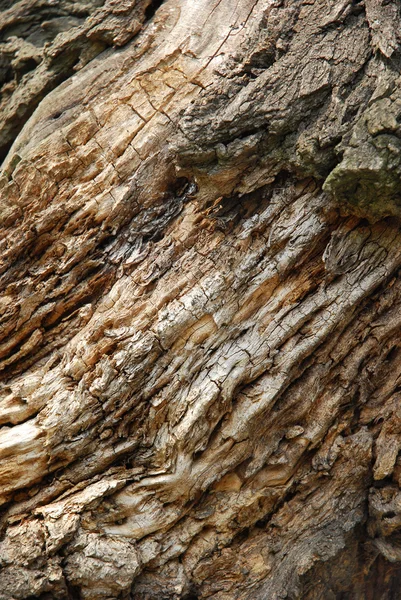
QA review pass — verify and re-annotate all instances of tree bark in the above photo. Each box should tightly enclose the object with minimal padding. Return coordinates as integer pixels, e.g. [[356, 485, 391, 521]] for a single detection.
[[1, 0, 401, 598]]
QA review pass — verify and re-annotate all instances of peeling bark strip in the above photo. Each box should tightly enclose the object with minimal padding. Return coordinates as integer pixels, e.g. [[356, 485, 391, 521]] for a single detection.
[[1, 0, 401, 598]]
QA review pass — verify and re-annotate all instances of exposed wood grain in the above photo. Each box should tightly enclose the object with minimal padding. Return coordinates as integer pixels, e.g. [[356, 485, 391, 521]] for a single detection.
[[1, 0, 401, 598]]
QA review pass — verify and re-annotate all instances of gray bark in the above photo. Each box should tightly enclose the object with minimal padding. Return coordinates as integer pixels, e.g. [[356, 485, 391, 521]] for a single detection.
[[1, 0, 401, 598]]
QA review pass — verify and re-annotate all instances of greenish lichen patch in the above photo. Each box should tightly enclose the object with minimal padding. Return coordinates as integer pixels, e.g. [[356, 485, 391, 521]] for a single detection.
[[323, 135, 401, 220], [323, 93, 401, 221]]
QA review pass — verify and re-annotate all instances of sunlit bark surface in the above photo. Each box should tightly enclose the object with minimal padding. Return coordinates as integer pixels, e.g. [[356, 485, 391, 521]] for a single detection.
[[1, 1, 401, 598]]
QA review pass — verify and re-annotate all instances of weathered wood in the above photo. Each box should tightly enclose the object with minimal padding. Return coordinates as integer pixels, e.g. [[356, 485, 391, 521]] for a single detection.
[[1, 0, 401, 598]]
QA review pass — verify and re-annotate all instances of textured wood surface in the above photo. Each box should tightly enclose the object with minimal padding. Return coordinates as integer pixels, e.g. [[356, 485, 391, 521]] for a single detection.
[[1, 1, 401, 598]]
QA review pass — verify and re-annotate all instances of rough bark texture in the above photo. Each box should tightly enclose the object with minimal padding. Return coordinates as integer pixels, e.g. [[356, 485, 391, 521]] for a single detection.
[[1, 0, 401, 598]]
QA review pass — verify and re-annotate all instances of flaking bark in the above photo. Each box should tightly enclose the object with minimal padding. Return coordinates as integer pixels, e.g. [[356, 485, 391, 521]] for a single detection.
[[1, 1, 401, 598]]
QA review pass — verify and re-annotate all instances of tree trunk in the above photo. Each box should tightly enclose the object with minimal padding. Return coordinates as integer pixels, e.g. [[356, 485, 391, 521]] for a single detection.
[[1, 0, 401, 598]]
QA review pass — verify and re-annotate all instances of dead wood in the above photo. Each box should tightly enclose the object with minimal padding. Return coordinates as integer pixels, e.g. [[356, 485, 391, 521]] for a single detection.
[[1, 1, 401, 598]]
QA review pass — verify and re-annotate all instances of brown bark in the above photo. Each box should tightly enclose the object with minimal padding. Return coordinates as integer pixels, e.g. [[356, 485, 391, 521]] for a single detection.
[[1, 1, 401, 598]]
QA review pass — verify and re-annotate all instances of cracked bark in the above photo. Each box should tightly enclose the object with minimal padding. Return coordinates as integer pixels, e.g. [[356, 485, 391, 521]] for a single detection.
[[1, 0, 401, 598]]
